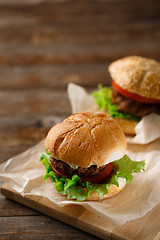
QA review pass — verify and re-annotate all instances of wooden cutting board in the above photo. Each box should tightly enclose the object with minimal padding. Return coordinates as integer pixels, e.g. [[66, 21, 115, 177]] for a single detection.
[[1, 183, 160, 240]]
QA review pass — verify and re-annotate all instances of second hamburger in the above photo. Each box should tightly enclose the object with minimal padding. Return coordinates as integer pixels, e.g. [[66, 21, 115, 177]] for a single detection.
[[93, 56, 160, 135]]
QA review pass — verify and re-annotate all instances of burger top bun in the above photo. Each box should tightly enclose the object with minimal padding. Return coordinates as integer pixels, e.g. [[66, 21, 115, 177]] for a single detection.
[[45, 112, 127, 168], [109, 56, 160, 100]]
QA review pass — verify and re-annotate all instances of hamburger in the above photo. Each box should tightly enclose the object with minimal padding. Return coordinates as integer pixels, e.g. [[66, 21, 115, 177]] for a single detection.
[[92, 56, 160, 135], [40, 112, 145, 201]]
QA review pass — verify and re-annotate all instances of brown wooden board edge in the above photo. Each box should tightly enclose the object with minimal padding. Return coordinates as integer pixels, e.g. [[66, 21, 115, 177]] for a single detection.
[[1, 183, 126, 240]]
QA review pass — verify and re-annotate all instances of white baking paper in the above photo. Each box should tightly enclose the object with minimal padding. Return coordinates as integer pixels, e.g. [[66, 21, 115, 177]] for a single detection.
[[0, 83, 160, 226]]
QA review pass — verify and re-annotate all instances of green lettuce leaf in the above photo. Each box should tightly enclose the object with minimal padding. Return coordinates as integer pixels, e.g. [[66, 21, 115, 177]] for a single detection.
[[92, 85, 140, 121], [65, 186, 88, 202], [40, 150, 52, 173], [40, 151, 145, 201]]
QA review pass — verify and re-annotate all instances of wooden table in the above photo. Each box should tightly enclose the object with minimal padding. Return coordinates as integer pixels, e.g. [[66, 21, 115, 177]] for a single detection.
[[0, 1, 160, 239]]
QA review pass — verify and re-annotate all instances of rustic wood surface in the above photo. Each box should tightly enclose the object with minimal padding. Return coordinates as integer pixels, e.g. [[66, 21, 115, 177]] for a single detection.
[[0, 0, 160, 239], [1, 183, 160, 240]]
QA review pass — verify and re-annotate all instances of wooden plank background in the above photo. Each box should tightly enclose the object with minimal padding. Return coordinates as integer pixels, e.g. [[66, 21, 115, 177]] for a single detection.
[[0, 0, 160, 239]]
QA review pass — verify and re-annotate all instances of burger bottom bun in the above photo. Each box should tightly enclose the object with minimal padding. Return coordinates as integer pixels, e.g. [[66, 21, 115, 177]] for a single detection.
[[85, 177, 126, 201], [102, 109, 138, 135], [113, 117, 137, 136]]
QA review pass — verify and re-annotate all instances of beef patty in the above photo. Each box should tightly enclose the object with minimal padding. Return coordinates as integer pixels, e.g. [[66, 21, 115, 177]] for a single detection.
[[50, 156, 106, 177], [112, 88, 160, 118]]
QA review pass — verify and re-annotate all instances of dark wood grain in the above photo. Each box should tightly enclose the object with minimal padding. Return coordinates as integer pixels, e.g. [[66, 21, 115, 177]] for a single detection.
[[0, 89, 71, 117], [0, 194, 39, 217], [0, 115, 66, 162], [0, 64, 110, 89], [0, 0, 160, 239], [0, 0, 160, 70], [0, 42, 160, 66], [0, 215, 100, 240]]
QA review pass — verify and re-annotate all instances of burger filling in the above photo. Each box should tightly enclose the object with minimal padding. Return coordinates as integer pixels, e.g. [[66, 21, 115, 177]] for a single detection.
[[92, 85, 159, 121], [50, 156, 114, 183], [51, 156, 107, 177], [112, 88, 160, 118], [40, 151, 145, 201]]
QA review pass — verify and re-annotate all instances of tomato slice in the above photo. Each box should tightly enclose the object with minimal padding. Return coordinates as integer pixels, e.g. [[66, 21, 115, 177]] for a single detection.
[[51, 162, 113, 183], [112, 81, 159, 104], [81, 162, 113, 183], [51, 163, 72, 179]]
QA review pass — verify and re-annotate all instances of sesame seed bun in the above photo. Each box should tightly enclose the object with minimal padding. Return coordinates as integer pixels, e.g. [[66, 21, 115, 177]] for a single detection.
[[45, 112, 127, 168], [109, 56, 160, 100]]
